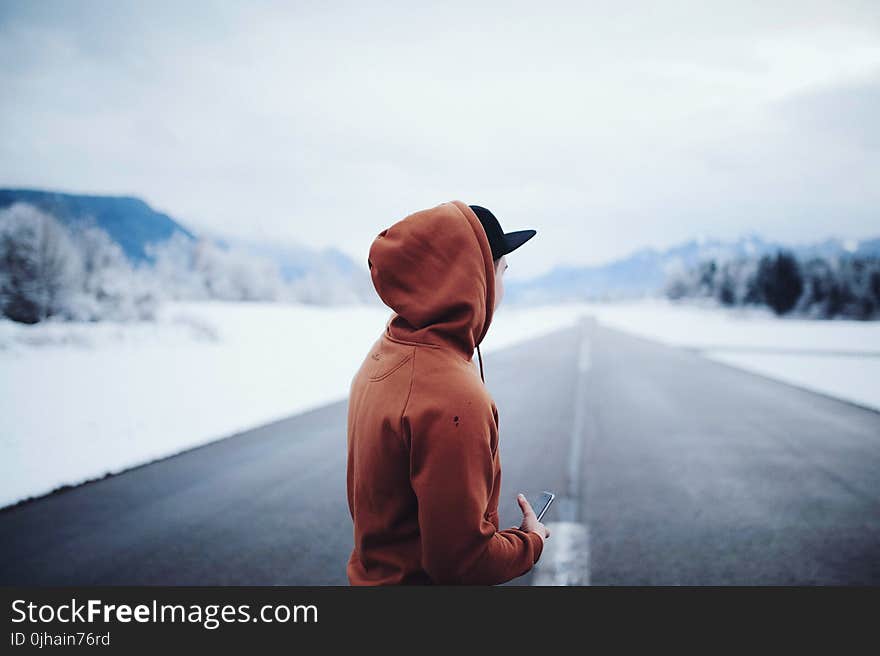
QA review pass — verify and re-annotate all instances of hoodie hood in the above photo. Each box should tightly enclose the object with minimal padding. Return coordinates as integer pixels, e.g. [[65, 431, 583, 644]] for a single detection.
[[367, 200, 495, 375]]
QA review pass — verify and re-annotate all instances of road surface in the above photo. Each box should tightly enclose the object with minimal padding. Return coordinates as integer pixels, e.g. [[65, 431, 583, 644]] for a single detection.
[[1, 319, 878, 585]]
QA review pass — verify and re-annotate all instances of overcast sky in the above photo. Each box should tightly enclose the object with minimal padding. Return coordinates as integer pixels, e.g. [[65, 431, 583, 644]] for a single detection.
[[1, 1, 878, 278]]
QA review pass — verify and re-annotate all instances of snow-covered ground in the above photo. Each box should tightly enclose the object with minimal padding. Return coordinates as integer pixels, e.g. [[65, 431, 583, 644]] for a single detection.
[[569, 299, 880, 411], [1, 299, 877, 508]]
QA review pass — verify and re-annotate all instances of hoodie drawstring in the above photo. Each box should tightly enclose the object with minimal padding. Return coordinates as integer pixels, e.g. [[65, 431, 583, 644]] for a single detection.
[[477, 344, 484, 383]]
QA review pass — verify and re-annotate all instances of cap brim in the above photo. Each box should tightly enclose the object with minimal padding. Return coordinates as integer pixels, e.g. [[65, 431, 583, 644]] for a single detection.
[[499, 229, 536, 256]]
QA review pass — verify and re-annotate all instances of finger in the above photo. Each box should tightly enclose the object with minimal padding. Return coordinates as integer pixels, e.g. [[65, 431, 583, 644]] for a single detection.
[[517, 493, 535, 517]]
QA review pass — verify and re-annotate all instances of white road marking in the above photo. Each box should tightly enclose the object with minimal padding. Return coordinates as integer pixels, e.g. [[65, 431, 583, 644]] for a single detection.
[[565, 316, 591, 522], [534, 316, 594, 585], [578, 326, 592, 373], [531, 521, 590, 586]]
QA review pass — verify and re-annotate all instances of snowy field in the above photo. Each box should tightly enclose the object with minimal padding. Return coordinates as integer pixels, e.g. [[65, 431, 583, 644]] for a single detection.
[[1, 298, 878, 508], [572, 299, 880, 412]]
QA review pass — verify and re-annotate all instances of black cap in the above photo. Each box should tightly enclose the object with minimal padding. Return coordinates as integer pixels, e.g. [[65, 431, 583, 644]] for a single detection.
[[469, 205, 537, 261]]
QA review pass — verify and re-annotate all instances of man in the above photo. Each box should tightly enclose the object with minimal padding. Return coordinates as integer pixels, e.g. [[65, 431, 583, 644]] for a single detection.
[[346, 200, 549, 585]]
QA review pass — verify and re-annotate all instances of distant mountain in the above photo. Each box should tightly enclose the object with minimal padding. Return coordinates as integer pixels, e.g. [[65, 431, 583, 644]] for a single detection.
[[0, 188, 195, 262], [506, 233, 880, 304], [6, 188, 874, 307], [0, 188, 374, 304]]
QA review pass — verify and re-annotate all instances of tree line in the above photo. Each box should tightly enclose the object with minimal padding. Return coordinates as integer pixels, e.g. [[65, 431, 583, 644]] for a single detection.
[[665, 250, 880, 319], [0, 202, 302, 324]]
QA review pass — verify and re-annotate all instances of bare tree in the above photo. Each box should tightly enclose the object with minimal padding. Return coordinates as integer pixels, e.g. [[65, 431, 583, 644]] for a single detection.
[[146, 233, 286, 302], [68, 217, 159, 320], [0, 203, 82, 323]]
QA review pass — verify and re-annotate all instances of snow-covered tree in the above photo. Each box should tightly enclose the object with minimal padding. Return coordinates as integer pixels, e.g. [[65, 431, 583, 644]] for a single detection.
[[67, 218, 159, 321], [665, 249, 879, 320], [832, 256, 880, 319], [194, 238, 285, 302], [146, 233, 286, 302], [146, 231, 206, 300], [0, 203, 83, 323]]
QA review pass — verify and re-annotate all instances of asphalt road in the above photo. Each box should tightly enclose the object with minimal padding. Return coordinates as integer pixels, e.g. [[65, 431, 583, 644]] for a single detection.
[[1, 319, 878, 585]]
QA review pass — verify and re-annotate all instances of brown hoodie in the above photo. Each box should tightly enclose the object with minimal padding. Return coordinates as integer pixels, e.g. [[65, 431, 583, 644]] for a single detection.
[[345, 200, 544, 585]]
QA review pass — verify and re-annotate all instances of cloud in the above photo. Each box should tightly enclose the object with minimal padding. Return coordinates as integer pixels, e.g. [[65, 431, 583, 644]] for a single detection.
[[0, 1, 878, 278]]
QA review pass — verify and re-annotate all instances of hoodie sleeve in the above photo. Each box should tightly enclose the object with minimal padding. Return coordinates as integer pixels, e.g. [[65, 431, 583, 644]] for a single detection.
[[407, 400, 544, 585]]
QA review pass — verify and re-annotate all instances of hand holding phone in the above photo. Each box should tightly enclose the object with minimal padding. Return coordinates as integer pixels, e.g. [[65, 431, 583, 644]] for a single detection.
[[515, 491, 554, 540]]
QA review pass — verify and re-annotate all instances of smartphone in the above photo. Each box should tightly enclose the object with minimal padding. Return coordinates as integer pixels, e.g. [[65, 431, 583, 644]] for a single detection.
[[530, 491, 555, 522]]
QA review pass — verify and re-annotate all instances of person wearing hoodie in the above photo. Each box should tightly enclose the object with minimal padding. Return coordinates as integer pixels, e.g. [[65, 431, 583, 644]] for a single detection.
[[346, 200, 549, 585]]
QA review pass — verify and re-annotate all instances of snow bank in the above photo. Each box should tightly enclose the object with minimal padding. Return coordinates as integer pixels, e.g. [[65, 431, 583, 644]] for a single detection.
[[0, 302, 380, 508]]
